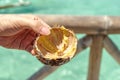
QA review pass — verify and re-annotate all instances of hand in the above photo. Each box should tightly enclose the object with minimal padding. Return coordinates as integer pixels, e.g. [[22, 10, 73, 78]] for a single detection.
[[0, 14, 51, 55]]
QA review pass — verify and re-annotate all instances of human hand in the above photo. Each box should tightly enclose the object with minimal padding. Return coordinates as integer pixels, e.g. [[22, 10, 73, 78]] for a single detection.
[[0, 14, 50, 55]]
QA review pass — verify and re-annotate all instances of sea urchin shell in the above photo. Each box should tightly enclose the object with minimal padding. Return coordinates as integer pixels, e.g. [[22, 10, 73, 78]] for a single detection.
[[34, 26, 77, 66]]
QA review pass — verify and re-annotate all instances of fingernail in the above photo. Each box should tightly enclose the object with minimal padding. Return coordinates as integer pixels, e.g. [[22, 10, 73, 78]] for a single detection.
[[40, 27, 50, 35]]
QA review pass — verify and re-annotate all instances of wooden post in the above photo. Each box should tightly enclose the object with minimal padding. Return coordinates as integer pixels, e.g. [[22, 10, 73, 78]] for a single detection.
[[28, 65, 58, 80], [76, 35, 92, 55], [104, 36, 120, 64], [87, 35, 104, 80]]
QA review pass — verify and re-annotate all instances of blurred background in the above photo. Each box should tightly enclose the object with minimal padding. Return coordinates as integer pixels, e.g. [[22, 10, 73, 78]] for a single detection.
[[0, 0, 120, 80]]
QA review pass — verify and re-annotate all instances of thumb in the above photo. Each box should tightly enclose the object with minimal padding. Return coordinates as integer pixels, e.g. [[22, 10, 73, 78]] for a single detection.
[[28, 18, 51, 35]]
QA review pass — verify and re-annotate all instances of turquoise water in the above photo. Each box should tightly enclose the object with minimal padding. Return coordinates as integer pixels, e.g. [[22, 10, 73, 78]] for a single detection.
[[0, 0, 120, 80]]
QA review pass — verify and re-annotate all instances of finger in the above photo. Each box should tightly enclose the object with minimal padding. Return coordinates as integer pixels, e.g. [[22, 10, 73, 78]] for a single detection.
[[20, 30, 36, 50], [29, 19, 51, 35], [20, 14, 50, 35], [26, 45, 33, 53], [19, 14, 40, 20], [31, 49, 38, 56], [16, 15, 51, 35]]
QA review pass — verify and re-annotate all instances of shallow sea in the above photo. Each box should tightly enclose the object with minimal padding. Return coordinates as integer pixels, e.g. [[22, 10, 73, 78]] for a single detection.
[[0, 0, 120, 80]]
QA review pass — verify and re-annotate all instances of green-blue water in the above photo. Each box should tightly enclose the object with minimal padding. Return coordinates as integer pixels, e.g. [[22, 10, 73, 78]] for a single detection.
[[0, 0, 120, 80]]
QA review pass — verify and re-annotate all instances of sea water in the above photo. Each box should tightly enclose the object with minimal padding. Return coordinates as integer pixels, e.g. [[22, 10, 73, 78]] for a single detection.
[[0, 0, 120, 80]]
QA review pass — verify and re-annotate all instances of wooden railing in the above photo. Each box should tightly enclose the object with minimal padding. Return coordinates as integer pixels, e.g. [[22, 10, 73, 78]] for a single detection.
[[28, 15, 120, 80]]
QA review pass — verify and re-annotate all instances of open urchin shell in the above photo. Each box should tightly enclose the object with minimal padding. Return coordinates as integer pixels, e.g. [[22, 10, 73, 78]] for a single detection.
[[34, 26, 77, 66]]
